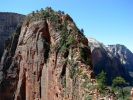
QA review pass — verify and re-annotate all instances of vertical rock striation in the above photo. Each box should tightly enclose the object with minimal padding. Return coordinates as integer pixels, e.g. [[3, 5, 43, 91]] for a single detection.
[[0, 12, 25, 59], [0, 8, 100, 100]]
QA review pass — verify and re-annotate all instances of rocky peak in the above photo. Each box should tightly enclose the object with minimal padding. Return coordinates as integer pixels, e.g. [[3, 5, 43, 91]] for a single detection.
[[107, 44, 131, 57], [88, 38, 103, 48], [0, 8, 109, 100], [107, 44, 127, 56]]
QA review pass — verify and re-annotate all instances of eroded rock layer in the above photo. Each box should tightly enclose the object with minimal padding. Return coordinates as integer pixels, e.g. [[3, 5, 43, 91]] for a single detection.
[[0, 12, 25, 59], [0, 8, 117, 100]]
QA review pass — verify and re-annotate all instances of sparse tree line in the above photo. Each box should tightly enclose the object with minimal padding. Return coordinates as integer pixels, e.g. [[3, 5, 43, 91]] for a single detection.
[[97, 70, 130, 99]]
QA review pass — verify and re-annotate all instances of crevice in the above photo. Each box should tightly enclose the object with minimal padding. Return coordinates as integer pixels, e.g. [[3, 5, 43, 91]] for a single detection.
[[60, 63, 67, 77], [43, 22, 50, 63], [20, 72, 26, 100], [60, 62, 67, 87], [63, 49, 69, 58]]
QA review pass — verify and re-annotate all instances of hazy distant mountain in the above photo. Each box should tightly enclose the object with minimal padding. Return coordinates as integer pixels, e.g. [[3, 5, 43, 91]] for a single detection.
[[88, 38, 133, 84], [0, 12, 25, 59], [107, 44, 133, 77]]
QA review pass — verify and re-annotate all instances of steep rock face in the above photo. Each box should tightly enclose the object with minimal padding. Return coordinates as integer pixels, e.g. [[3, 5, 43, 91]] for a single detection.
[[108, 44, 133, 77], [0, 12, 25, 59], [88, 38, 132, 84], [0, 25, 22, 100], [0, 8, 100, 100]]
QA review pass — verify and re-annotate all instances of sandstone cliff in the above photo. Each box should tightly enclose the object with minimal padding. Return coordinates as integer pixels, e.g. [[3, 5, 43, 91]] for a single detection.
[[0, 8, 104, 100], [0, 12, 25, 59]]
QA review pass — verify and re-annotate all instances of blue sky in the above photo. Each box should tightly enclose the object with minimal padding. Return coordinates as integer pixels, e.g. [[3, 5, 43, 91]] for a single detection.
[[0, 0, 133, 52]]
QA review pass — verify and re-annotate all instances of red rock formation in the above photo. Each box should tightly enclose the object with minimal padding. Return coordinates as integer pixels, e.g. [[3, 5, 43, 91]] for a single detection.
[[0, 8, 116, 100], [14, 15, 94, 100]]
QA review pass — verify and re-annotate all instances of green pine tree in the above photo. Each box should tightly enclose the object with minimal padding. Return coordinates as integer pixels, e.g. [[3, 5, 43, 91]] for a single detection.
[[97, 70, 107, 93]]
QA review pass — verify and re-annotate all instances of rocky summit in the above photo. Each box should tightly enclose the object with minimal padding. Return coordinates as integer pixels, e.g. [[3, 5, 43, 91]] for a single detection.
[[0, 12, 25, 59], [0, 8, 114, 100]]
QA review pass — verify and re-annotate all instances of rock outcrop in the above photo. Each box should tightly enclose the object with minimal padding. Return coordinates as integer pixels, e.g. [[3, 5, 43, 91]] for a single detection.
[[88, 38, 132, 85], [107, 44, 133, 77], [0, 8, 102, 100], [0, 12, 25, 59]]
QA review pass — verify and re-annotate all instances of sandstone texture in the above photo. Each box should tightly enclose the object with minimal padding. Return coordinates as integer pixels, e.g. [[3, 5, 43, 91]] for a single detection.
[[0, 12, 25, 59], [0, 8, 117, 100]]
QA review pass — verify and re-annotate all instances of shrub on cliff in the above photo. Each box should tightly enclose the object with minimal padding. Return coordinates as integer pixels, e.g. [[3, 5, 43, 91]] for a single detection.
[[112, 76, 127, 99], [112, 77, 126, 88]]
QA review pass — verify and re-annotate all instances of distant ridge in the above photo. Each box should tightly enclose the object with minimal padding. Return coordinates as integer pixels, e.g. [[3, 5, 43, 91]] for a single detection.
[[88, 37, 133, 85], [0, 12, 25, 59]]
